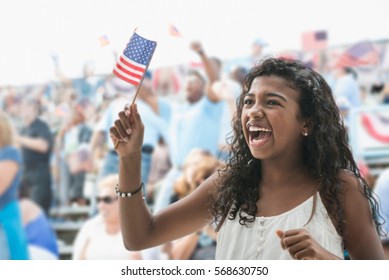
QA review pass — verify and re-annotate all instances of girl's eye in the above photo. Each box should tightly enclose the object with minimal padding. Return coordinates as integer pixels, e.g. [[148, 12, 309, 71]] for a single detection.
[[243, 99, 253, 105], [267, 100, 280, 106]]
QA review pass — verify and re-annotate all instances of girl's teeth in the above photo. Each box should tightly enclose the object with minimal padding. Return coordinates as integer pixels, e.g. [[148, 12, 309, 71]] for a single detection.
[[249, 127, 271, 132]]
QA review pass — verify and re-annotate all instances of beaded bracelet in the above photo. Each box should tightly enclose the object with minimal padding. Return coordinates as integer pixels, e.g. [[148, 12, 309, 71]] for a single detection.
[[115, 182, 144, 198]]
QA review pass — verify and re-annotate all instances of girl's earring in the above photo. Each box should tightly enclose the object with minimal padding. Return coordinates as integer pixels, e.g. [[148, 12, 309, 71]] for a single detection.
[[303, 132, 308, 136]]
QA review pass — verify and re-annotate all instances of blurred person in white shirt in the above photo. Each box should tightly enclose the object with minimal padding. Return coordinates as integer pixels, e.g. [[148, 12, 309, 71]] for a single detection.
[[72, 174, 141, 259]]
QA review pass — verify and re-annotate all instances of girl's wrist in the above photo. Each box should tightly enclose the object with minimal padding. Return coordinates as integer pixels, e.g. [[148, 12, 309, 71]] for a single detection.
[[119, 151, 142, 161]]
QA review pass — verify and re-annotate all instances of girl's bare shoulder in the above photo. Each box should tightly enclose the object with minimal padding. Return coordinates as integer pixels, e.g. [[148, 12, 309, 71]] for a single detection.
[[338, 169, 366, 196]]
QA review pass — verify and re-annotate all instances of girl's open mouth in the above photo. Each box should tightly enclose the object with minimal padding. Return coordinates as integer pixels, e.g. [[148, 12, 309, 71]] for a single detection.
[[248, 126, 272, 147]]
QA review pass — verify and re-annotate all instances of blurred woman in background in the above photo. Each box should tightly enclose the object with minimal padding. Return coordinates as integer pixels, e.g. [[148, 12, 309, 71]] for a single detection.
[[0, 112, 29, 259], [168, 149, 222, 260], [72, 174, 141, 259]]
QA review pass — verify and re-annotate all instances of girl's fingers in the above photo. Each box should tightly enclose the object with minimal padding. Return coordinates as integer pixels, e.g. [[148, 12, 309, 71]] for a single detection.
[[291, 247, 316, 260], [124, 105, 131, 118], [114, 119, 129, 142], [282, 234, 302, 248], [285, 241, 306, 258], [130, 103, 142, 128], [281, 229, 303, 237], [109, 127, 121, 147], [275, 230, 286, 250], [275, 230, 284, 238], [109, 103, 143, 148], [118, 111, 132, 134]]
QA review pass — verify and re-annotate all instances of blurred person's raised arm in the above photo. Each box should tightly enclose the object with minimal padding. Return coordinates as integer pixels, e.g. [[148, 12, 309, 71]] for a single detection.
[[51, 54, 72, 85], [190, 41, 221, 103], [110, 104, 215, 251]]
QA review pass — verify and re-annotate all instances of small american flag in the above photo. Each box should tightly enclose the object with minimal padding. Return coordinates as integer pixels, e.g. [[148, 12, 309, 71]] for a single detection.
[[336, 41, 379, 68], [169, 24, 182, 37], [113, 32, 157, 86], [99, 34, 110, 47], [301, 30, 328, 51]]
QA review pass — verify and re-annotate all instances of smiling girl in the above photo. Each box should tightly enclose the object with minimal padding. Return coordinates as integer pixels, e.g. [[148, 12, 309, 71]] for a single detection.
[[110, 57, 385, 260]]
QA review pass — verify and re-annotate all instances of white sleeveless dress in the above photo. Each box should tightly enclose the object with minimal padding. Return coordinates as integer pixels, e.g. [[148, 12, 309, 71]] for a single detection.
[[215, 194, 344, 259]]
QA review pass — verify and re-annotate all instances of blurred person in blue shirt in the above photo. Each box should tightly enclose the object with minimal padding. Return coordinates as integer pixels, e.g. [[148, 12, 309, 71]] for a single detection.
[[333, 66, 362, 108], [53, 56, 105, 107], [153, 42, 225, 213], [223, 38, 268, 73], [19, 195, 59, 259], [0, 112, 29, 260], [168, 70, 224, 168]]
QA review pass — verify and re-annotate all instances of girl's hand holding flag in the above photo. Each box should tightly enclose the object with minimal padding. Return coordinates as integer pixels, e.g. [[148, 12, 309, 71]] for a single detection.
[[110, 103, 144, 159], [111, 31, 156, 150]]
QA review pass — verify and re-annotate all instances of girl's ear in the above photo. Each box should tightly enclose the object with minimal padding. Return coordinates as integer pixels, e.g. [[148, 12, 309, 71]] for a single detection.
[[302, 119, 314, 135]]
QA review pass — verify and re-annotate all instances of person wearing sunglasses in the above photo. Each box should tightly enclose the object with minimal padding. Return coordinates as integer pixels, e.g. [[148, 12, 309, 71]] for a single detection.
[[72, 174, 141, 259]]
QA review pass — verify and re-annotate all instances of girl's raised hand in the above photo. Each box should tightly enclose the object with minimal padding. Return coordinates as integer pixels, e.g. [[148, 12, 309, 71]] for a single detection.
[[276, 229, 340, 260], [109, 103, 144, 158]]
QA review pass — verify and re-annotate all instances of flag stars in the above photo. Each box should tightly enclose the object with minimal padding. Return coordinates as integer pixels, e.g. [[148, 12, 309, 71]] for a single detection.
[[124, 34, 156, 65], [113, 32, 157, 86]]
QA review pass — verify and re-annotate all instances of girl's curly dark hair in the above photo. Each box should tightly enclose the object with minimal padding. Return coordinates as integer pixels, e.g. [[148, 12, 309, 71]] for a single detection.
[[210, 57, 383, 239]]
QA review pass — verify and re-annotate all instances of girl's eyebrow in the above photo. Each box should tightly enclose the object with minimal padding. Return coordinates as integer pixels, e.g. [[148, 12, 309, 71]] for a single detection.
[[244, 92, 287, 102], [266, 92, 287, 102], [244, 93, 255, 97]]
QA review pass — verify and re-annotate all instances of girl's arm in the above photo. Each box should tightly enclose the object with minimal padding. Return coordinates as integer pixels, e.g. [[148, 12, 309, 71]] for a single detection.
[[110, 103, 215, 251], [340, 172, 385, 259]]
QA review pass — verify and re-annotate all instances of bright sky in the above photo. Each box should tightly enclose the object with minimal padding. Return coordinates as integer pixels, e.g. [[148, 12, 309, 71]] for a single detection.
[[1, 0, 389, 86]]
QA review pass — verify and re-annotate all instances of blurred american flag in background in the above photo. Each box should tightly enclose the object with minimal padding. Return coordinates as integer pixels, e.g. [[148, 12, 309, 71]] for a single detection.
[[301, 30, 328, 51]]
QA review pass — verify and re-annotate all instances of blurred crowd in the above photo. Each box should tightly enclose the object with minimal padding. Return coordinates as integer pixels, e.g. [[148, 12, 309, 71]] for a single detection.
[[1, 37, 389, 260]]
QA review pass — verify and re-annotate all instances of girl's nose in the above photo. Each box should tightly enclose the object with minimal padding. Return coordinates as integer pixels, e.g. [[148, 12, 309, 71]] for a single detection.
[[247, 104, 265, 119]]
